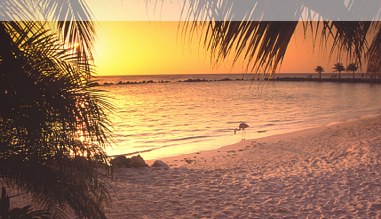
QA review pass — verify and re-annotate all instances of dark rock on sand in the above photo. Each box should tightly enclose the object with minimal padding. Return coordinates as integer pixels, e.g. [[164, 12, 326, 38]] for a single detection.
[[130, 155, 147, 168], [110, 156, 131, 167], [152, 160, 170, 169], [110, 155, 147, 168]]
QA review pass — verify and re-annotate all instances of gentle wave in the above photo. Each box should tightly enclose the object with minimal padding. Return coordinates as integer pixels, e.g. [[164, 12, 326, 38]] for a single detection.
[[101, 76, 381, 159], [170, 135, 210, 142]]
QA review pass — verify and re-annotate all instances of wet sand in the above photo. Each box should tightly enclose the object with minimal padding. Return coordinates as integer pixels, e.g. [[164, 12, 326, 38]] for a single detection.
[[105, 114, 381, 218]]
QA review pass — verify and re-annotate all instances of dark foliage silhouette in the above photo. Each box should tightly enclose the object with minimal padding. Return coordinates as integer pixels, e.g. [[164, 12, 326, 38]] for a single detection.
[[0, 1, 112, 218]]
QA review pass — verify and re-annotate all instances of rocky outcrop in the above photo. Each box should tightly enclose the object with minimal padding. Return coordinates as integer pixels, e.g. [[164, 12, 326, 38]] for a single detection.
[[110, 155, 147, 168], [110, 156, 130, 167]]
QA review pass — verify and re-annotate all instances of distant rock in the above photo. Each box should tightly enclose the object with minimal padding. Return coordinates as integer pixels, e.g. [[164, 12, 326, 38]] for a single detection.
[[151, 160, 170, 169], [221, 78, 232, 81], [130, 155, 147, 168], [181, 78, 208, 83], [88, 82, 100, 87]]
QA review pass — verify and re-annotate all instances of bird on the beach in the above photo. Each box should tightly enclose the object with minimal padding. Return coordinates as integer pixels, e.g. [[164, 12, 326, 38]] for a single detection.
[[234, 122, 249, 140]]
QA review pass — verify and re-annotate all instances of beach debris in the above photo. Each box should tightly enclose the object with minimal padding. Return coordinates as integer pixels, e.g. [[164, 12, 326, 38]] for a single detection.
[[184, 158, 194, 164], [151, 160, 170, 169]]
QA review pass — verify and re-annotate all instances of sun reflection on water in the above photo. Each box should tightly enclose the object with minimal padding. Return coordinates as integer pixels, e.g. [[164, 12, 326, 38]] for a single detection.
[[99, 78, 381, 160]]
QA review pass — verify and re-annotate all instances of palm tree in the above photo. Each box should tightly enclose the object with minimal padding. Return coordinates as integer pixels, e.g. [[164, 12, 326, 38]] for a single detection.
[[347, 63, 358, 79], [1, 187, 50, 218], [333, 63, 345, 79], [314, 66, 324, 81], [0, 1, 111, 218], [178, 2, 381, 75]]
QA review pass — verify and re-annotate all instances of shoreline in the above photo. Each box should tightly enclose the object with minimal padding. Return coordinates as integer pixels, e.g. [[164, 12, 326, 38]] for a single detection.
[[142, 111, 381, 165], [105, 113, 381, 218], [6, 113, 381, 218], [108, 110, 381, 161]]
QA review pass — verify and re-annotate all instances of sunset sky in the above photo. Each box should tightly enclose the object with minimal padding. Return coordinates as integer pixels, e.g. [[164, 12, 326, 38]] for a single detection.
[[93, 21, 338, 76], [88, 1, 342, 76]]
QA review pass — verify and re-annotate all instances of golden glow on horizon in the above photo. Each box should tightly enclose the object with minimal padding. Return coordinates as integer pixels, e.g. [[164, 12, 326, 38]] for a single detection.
[[94, 22, 235, 75], [94, 22, 341, 76]]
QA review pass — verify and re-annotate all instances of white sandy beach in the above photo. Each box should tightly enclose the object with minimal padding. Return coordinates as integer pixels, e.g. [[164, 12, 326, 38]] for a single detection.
[[4, 115, 381, 218], [104, 114, 381, 218]]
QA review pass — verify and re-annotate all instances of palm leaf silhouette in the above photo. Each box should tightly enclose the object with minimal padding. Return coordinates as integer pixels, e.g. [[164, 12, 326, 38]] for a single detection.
[[179, 0, 380, 74], [1, 187, 51, 219], [0, 1, 111, 218], [367, 23, 381, 74]]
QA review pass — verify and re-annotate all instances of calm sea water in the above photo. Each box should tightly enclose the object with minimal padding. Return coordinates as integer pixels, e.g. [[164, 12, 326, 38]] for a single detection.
[[97, 74, 381, 160]]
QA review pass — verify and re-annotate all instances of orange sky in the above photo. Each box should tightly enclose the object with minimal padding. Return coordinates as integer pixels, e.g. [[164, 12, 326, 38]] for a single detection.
[[93, 21, 338, 76], [87, 1, 366, 76]]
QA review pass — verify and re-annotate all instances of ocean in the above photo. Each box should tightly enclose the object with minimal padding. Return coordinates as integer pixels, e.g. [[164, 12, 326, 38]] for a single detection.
[[96, 74, 381, 160]]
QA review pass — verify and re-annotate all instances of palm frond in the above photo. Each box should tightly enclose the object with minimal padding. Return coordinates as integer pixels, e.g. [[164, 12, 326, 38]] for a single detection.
[[40, 0, 96, 74], [179, 1, 379, 74], [1, 187, 51, 219], [180, 1, 306, 74], [367, 22, 381, 72], [1, 157, 108, 219], [0, 0, 95, 71], [329, 21, 371, 66], [0, 0, 34, 21], [0, 20, 111, 218]]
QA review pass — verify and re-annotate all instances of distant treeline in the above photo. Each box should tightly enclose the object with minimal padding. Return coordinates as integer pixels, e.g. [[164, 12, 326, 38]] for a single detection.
[[89, 75, 381, 87], [270, 77, 381, 84]]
